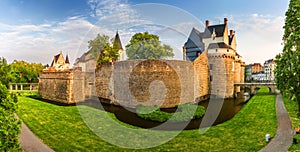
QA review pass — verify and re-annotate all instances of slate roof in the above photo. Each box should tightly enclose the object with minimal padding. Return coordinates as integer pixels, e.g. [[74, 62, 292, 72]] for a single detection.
[[114, 31, 123, 50], [207, 42, 234, 50], [184, 28, 204, 52], [229, 35, 234, 45], [51, 53, 61, 67], [202, 24, 226, 38], [65, 54, 70, 64]]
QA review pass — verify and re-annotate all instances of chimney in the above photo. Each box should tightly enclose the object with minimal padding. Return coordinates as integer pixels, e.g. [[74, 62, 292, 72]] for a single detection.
[[205, 20, 210, 28], [224, 18, 228, 24], [230, 30, 234, 37]]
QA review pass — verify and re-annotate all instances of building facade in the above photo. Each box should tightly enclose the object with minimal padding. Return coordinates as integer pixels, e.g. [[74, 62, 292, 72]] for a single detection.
[[263, 59, 275, 82], [183, 18, 245, 98], [43, 51, 70, 72], [251, 63, 262, 73]]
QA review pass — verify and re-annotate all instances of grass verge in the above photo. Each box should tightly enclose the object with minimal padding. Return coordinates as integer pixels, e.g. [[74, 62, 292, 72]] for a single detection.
[[136, 103, 206, 122], [17, 87, 277, 151], [283, 95, 300, 151]]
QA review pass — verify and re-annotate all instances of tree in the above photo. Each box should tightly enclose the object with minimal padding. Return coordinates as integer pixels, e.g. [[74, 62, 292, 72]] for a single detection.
[[274, 0, 300, 116], [0, 83, 21, 151], [10, 61, 44, 83], [97, 42, 119, 66], [88, 34, 110, 59], [0, 57, 11, 87], [125, 32, 174, 60]]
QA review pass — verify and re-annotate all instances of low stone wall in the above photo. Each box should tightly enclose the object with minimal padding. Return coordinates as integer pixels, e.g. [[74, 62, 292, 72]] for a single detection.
[[38, 71, 94, 104], [95, 60, 202, 108]]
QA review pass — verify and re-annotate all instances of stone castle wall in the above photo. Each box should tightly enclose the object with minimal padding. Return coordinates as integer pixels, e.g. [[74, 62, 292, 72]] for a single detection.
[[95, 60, 205, 108], [193, 50, 210, 101], [39, 71, 94, 104], [39, 53, 243, 107], [208, 54, 235, 98]]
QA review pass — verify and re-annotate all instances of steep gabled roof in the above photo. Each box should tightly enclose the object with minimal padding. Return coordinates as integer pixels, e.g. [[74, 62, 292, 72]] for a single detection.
[[202, 24, 226, 38], [65, 54, 70, 64], [51, 53, 61, 67], [184, 28, 203, 49], [114, 31, 123, 50], [207, 42, 234, 50]]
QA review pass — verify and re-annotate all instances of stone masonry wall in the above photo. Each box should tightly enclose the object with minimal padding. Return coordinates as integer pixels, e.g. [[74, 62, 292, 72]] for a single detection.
[[39, 71, 94, 104], [193, 50, 210, 101], [208, 54, 235, 98], [95, 60, 200, 108], [39, 71, 73, 104]]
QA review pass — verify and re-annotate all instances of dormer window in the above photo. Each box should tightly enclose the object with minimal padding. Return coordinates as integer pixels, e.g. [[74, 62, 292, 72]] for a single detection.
[[212, 28, 216, 40]]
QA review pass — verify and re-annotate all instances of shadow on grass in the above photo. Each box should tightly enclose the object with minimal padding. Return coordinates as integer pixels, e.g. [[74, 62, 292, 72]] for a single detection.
[[27, 94, 76, 106]]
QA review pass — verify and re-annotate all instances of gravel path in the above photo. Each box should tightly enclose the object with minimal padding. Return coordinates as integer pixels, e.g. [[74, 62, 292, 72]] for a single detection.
[[259, 94, 294, 152], [16, 114, 54, 152]]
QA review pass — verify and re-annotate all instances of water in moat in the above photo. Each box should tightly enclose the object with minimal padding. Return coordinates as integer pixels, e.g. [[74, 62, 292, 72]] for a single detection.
[[80, 90, 251, 130]]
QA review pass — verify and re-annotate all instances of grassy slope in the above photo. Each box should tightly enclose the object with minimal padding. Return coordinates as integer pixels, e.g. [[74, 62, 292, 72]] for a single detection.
[[17, 87, 277, 152], [283, 96, 300, 151]]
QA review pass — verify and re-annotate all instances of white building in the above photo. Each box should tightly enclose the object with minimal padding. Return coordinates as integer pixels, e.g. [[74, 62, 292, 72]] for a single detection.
[[263, 59, 275, 82]]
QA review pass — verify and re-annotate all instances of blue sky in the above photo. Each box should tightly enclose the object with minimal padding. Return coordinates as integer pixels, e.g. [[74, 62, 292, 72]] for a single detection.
[[0, 0, 290, 65]]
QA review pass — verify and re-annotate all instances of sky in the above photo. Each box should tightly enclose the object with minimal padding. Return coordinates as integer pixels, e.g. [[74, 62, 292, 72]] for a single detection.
[[0, 0, 290, 65]]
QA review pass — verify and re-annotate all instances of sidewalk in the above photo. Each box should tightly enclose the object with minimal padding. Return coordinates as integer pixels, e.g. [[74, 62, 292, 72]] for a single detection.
[[259, 94, 294, 152], [16, 114, 54, 152]]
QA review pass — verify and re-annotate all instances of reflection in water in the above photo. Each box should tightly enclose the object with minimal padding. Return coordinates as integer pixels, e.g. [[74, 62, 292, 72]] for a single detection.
[[80, 91, 250, 130]]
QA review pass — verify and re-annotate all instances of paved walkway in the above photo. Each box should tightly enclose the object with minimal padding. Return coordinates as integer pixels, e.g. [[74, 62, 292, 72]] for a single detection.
[[15, 114, 54, 152], [259, 94, 294, 152]]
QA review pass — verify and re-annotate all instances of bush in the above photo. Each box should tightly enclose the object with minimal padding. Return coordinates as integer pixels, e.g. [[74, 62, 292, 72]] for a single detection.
[[136, 103, 206, 122], [0, 83, 21, 151]]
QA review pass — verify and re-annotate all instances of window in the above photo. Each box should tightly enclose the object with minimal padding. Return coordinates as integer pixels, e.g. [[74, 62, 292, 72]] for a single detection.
[[215, 49, 218, 52], [210, 75, 213, 81], [196, 51, 201, 57], [209, 64, 213, 70]]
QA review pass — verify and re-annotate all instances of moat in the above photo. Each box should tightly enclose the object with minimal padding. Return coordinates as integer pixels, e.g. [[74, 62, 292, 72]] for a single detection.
[[80, 90, 250, 130]]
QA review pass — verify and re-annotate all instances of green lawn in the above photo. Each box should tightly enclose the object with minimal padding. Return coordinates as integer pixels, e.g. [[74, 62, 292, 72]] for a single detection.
[[17, 87, 277, 151], [283, 95, 300, 151]]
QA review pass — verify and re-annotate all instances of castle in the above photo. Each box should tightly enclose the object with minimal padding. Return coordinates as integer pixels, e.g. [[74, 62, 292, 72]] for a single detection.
[[39, 18, 245, 107], [183, 18, 245, 98]]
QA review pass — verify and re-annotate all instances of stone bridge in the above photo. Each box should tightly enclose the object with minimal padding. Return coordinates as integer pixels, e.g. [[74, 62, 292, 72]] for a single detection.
[[234, 83, 277, 95]]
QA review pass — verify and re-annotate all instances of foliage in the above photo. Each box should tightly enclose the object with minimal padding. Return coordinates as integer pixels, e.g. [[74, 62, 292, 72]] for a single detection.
[[97, 37, 120, 66], [126, 32, 174, 60], [10, 60, 44, 83], [17, 87, 277, 151], [88, 34, 110, 59], [275, 0, 300, 115], [0, 57, 11, 87], [0, 83, 21, 151], [283, 95, 300, 151], [136, 103, 206, 122]]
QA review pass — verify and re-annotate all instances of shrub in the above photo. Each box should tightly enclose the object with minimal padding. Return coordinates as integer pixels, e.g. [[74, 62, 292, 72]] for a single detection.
[[0, 83, 21, 151], [136, 103, 206, 122]]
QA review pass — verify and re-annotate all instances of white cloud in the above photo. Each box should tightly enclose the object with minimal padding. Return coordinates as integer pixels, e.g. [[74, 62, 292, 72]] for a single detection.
[[0, 16, 113, 65], [224, 14, 285, 64]]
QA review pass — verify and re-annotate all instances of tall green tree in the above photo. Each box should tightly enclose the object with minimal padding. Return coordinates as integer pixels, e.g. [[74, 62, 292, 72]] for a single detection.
[[88, 34, 110, 59], [275, 0, 300, 116], [126, 32, 174, 60], [0, 57, 11, 87]]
